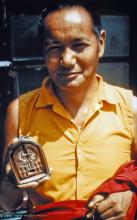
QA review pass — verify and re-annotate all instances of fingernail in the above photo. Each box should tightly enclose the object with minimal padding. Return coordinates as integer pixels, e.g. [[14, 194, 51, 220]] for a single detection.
[[49, 167, 53, 175], [88, 201, 95, 208], [12, 137, 19, 143], [5, 163, 11, 175], [86, 212, 94, 219]]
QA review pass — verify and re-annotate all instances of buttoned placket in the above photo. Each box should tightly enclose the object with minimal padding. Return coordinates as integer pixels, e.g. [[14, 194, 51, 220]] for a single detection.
[[74, 99, 103, 199]]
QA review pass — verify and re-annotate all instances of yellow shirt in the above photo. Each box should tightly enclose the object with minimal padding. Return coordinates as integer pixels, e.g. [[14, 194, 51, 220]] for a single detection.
[[19, 75, 133, 201]]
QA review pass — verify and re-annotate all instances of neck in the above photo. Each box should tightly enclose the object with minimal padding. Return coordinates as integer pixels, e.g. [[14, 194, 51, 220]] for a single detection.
[[54, 75, 99, 117]]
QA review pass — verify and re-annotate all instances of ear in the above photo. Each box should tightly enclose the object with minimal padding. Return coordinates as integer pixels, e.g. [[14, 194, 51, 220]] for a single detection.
[[98, 30, 106, 58]]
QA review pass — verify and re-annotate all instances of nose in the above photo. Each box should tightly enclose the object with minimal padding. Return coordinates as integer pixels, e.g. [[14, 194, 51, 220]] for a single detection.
[[61, 47, 76, 68]]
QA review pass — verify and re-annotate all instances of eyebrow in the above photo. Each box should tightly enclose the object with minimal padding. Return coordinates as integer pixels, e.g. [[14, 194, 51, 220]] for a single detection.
[[45, 39, 60, 45], [72, 37, 90, 43]]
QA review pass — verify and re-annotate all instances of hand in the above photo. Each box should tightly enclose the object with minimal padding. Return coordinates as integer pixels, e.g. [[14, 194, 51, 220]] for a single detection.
[[5, 137, 53, 189], [0, 174, 23, 211], [88, 191, 133, 219], [17, 167, 53, 189], [5, 162, 53, 189]]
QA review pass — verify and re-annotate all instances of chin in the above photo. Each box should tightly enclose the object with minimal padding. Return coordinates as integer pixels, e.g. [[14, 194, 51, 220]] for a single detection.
[[60, 80, 85, 91]]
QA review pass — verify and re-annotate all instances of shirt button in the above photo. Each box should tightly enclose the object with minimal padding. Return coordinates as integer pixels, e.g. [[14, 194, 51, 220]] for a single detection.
[[95, 100, 102, 110]]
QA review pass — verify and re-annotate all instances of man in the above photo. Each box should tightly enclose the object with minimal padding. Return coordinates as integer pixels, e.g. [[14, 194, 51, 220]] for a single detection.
[[0, 0, 137, 219]]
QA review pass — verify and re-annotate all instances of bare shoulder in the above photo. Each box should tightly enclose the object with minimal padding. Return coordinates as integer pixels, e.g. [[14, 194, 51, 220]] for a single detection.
[[7, 98, 19, 114], [4, 98, 19, 158], [6, 98, 19, 132]]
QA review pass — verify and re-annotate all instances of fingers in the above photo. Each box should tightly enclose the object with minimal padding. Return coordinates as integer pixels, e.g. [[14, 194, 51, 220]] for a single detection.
[[49, 167, 53, 175], [12, 137, 19, 143], [86, 194, 105, 219], [5, 162, 12, 175], [17, 181, 39, 189], [38, 175, 50, 184], [98, 191, 132, 214], [17, 175, 50, 189], [91, 191, 133, 220], [97, 195, 117, 214], [88, 194, 105, 208], [100, 216, 124, 220], [98, 199, 122, 220], [7, 136, 52, 190], [99, 205, 123, 219]]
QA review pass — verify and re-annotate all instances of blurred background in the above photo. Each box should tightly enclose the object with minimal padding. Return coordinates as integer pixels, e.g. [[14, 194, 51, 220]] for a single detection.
[[0, 0, 137, 169]]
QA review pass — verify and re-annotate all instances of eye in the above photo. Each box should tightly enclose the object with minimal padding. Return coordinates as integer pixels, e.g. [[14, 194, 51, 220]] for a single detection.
[[45, 44, 63, 54], [72, 42, 89, 53]]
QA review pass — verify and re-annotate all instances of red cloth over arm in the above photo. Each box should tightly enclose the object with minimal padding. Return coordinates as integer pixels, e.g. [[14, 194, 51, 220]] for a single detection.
[[91, 160, 137, 220]]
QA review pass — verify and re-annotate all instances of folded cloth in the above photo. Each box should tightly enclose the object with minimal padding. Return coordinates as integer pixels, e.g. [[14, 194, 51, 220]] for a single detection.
[[22, 160, 137, 220]]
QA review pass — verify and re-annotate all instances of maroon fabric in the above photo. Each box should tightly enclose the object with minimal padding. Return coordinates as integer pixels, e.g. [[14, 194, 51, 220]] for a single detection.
[[23, 160, 137, 220]]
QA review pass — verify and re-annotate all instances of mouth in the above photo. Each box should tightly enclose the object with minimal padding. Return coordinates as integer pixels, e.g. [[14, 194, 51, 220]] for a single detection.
[[57, 71, 82, 76]]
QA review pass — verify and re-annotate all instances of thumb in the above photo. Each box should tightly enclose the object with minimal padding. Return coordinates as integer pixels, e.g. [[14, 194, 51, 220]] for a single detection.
[[88, 194, 105, 208]]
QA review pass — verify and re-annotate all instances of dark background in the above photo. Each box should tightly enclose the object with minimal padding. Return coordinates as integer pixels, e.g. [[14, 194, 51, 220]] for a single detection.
[[0, 0, 137, 169]]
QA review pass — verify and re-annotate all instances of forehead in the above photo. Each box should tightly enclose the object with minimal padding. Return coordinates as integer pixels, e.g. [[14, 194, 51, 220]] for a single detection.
[[43, 6, 94, 40]]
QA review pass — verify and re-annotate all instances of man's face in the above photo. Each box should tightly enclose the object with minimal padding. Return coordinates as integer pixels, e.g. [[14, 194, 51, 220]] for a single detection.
[[43, 6, 105, 91]]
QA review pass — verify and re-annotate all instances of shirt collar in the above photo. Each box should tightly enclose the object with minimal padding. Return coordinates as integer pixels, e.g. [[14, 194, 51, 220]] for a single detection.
[[36, 75, 120, 108], [97, 74, 120, 104], [36, 77, 55, 108]]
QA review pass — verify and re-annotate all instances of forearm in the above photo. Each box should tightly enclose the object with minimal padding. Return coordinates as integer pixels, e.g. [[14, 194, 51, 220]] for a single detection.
[[0, 175, 23, 211]]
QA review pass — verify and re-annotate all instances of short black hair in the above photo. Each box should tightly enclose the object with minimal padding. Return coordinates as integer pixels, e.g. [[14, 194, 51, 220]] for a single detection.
[[38, 0, 102, 42]]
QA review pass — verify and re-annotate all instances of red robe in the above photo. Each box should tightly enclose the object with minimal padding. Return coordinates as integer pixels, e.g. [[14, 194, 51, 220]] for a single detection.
[[23, 160, 137, 220]]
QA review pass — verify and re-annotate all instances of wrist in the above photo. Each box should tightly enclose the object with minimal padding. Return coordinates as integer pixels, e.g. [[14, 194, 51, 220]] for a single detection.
[[17, 191, 29, 210], [17, 191, 33, 211]]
